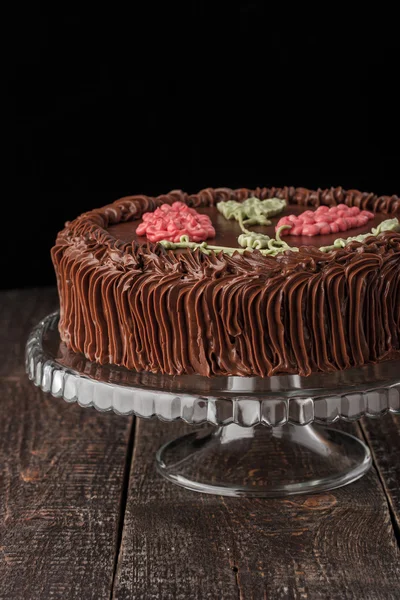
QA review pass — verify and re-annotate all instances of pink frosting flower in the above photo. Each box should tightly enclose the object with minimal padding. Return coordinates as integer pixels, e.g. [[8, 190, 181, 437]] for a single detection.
[[276, 204, 374, 237], [136, 202, 216, 243]]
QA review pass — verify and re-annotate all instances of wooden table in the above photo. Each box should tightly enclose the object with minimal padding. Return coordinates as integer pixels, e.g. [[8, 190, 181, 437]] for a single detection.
[[1, 288, 400, 600]]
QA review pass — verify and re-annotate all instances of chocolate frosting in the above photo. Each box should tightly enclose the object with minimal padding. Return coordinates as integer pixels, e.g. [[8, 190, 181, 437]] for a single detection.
[[52, 186, 400, 377]]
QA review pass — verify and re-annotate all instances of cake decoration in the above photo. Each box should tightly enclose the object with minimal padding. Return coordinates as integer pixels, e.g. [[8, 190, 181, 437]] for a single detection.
[[237, 232, 273, 249], [320, 217, 400, 252], [276, 204, 374, 237], [215, 197, 286, 250], [136, 201, 215, 242], [160, 225, 297, 257], [217, 197, 286, 232]]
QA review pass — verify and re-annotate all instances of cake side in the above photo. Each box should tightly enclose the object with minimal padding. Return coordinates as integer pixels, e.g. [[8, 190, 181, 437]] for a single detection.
[[51, 186, 400, 377]]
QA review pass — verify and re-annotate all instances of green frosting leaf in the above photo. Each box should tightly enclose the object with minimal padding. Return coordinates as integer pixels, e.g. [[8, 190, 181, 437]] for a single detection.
[[160, 236, 244, 256], [160, 226, 298, 258], [237, 231, 297, 254], [319, 218, 400, 253], [217, 197, 286, 231], [372, 218, 400, 235], [238, 232, 271, 249]]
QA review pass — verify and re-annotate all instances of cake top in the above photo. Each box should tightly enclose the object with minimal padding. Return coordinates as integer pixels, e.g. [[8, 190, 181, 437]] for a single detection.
[[56, 186, 400, 280], [109, 198, 396, 257]]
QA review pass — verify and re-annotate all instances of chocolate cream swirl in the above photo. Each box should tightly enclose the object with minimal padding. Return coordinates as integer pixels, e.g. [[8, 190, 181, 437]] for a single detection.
[[51, 187, 400, 377]]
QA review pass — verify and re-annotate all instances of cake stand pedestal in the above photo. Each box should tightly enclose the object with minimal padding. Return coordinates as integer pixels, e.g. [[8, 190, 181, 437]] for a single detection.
[[156, 424, 371, 497], [26, 313, 400, 497]]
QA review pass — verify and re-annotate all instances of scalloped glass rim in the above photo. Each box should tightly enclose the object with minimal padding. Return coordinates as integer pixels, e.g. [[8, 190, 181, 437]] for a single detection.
[[25, 312, 400, 426]]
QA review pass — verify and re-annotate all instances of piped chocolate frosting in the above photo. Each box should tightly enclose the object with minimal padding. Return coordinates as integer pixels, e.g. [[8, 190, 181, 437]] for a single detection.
[[52, 186, 400, 377]]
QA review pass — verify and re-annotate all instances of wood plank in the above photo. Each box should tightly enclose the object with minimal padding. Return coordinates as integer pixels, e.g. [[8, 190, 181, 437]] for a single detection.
[[0, 288, 133, 600], [114, 419, 400, 600], [361, 413, 400, 537], [0, 287, 58, 378]]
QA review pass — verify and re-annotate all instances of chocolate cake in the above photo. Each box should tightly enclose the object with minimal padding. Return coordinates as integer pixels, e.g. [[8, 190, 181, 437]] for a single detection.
[[51, 187, 400, 377]]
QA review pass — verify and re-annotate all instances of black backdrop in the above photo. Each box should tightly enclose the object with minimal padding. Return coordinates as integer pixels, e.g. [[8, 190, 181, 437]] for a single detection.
[[7, 6, 400, 289]]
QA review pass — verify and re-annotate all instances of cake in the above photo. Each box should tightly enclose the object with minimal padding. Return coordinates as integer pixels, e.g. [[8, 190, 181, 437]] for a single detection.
[[51, 186, 400, 377]]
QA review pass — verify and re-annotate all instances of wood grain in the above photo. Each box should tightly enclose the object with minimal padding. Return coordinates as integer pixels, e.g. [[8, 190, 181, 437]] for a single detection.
[[0, 288, 134, 600], [361, 413, 400, 537], [0, 287, 58, 378], [113, 419, 400, 600]]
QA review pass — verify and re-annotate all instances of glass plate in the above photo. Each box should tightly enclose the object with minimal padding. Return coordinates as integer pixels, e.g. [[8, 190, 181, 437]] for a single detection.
[[26, 312, 400, 426], [25, 312, 400, 497]]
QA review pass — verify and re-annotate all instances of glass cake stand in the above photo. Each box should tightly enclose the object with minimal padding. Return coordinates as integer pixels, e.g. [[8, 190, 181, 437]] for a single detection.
[[26, 312, 400, 497]]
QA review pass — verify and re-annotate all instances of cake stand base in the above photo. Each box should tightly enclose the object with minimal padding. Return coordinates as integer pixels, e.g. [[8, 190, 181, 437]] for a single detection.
[[156, 423, 372, 497]]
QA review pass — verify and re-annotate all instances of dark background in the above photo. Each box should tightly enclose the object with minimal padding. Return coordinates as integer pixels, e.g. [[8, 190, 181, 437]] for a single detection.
[[7, 6, 400, 289]]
